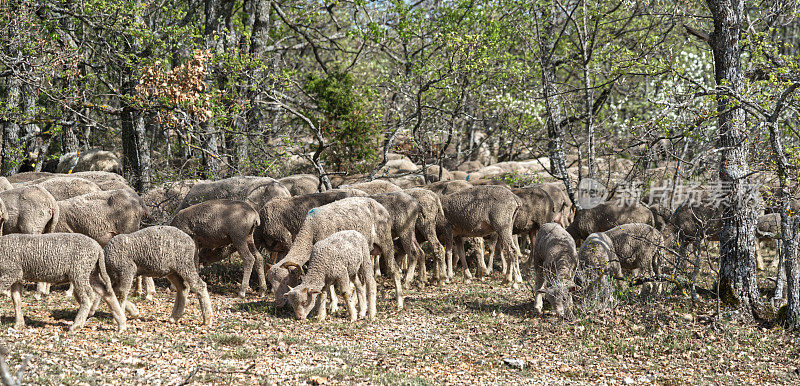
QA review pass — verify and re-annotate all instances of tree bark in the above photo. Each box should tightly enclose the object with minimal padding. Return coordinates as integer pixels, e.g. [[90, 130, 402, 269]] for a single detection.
[[1, 74, 23, 175], [707, 0, 762, 319]]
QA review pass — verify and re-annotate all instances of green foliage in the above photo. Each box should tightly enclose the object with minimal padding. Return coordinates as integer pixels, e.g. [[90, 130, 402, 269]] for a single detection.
[[305, 69, 380, 173]]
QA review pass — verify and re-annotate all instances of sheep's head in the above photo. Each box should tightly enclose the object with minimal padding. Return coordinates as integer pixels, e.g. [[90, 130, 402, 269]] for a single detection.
[[538, 281, 578, 318], [285, 286, 321, 320], [269, 261, 303, 308], [577, 236, 612, 284]]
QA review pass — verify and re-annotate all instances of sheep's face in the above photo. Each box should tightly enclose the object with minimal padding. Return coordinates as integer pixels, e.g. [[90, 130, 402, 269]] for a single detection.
[[269, 265, 302, 308], [286, 287, 320, 320], [541, 285, 575, 318]]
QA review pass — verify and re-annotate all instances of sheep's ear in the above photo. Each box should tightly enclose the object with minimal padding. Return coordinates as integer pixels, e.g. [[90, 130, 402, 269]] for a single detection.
[[309, 289, 322, 295]]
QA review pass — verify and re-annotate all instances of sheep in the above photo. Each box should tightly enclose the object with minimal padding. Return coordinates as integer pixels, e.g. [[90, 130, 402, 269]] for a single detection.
[[425, 165, 452, 182], [424, 180, 472, 195], [29, 176, 102, 200], [0, 177, 12, 191], [649, 202, 671, 232], [566, 201, 655, 242], [531, 182, 573, 227], [457, 160, 484, 172], [279, 174, 322, 195], [256, 189, 367, 259], [178, 176, 291, 211], [268, 197, 401, 309], [141, 179, 205, 225], [54, 189, 145, 246], [0, 198, 6, 234], [0, 233, 126, 332], [0, 186, 60, 235], [341, 180, 402, 195], [577, 223, 665, 297], [368, 192, 423, 287], [99, 226, 213, 325], [56, 148, 122, 174], [486, 187, 555, 275], [170, 199, 265, 298], [69, 171, 130, 191], [283, 230, 376, 321], [755, 213, 781, 270], [404, 188, 447, 286], [531, 223, 578, 317], [5, 172, 52, 184], [440, 185, 523, 287]]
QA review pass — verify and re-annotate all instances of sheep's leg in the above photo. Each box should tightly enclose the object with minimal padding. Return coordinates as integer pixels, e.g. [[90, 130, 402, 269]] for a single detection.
[[183, 270, 214, 326], [327, 286, 339, 315], [533, 269, 545, 315], [34, 282, 50, 300], [116, 272, 139, 319], [235, 241, 255, 298], [401, 232, 421, 288], [454, 236, 473, 280], [89, 273, 127, 332], [497, 227, 520, 289], [380, 237, 404, 309], [167, 273, 188, 323], [475, 237, 491, 278], [70, 281, 94, 332], [248, 235, 267, 296], [522, 230, 538, 273], [360, 258, 377, 319], [64, 284, 74, 299], [315, 288, 329, 321], [143, 277, 155, 300], [10, 283, 25, 330], [374, 255, 382, 277], [444, 237, 454, 282], [354, 275, 367, 319], [337, 278, 357, 322]]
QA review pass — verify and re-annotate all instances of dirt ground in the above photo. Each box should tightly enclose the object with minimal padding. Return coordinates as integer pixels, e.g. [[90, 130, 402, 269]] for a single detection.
[[1, 261, 800, 385]]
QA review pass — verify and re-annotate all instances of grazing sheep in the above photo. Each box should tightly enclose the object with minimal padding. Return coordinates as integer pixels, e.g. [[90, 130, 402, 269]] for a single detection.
[[0, 233, 126, 332], [178, 176, 291, 211], [256, 189, 367, 257], [566, 201, 655, 242], [0, 186, 60, 235], [54, 189, 145, 246], [99, 226, 213, 325], [440, 185, 523, 287], [170, 199, 265, 298], [284, 230, 376, 321], [404, 188, 447, 286], [62, 171, 129, 191], [5, 172, 52, 184], [141, 179, 205, 225], [531, 182, 573, 227], [368, 192, 423, 288], [342, 180, 402, 195], [0, 177, 12, 191], [279, 174, 322, 195], [424, 180, 472, 195], [268, 197, 401, 309], [28, 176, 102, 200], [56, 149, 122, 174], [577, 223, 665, 297], [532, 223, 578, 317]]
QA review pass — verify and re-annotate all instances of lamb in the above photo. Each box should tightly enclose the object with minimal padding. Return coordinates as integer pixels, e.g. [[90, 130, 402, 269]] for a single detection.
[[342, 180, 402, 195], [566, 201, 655, 242], [577, 223, 665, 297], [256, 189, 367, 258], [278, 174, 322, 195], [54, 189, 145, 246], [268, 197, 401, 309], [440, 185, 523, 287], [170, 199, 265, 297], [178, 176, 291, 211], [404, 188, 447, 286], [0, 233, 126, 332], [283, 230, 377, 321], [99, 226, 213, 325], [0, 186, 60, 235], [531, 223, 579, 317], [29, 176, 102, 200], [368, 192, 423, 288]]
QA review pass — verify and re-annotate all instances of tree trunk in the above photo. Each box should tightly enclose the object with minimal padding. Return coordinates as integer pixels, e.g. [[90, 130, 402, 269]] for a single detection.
[[707, 0, 762, 319], [538, 3, 576, 207], [1, 74, 23, 175]]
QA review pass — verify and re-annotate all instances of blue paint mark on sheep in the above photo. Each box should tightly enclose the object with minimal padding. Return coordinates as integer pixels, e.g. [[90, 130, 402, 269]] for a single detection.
[[307, 208, 317, 218]]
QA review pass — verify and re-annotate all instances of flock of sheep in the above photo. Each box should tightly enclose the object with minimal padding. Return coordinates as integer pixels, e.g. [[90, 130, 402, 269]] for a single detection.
[[0, 157, 781, 332]]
